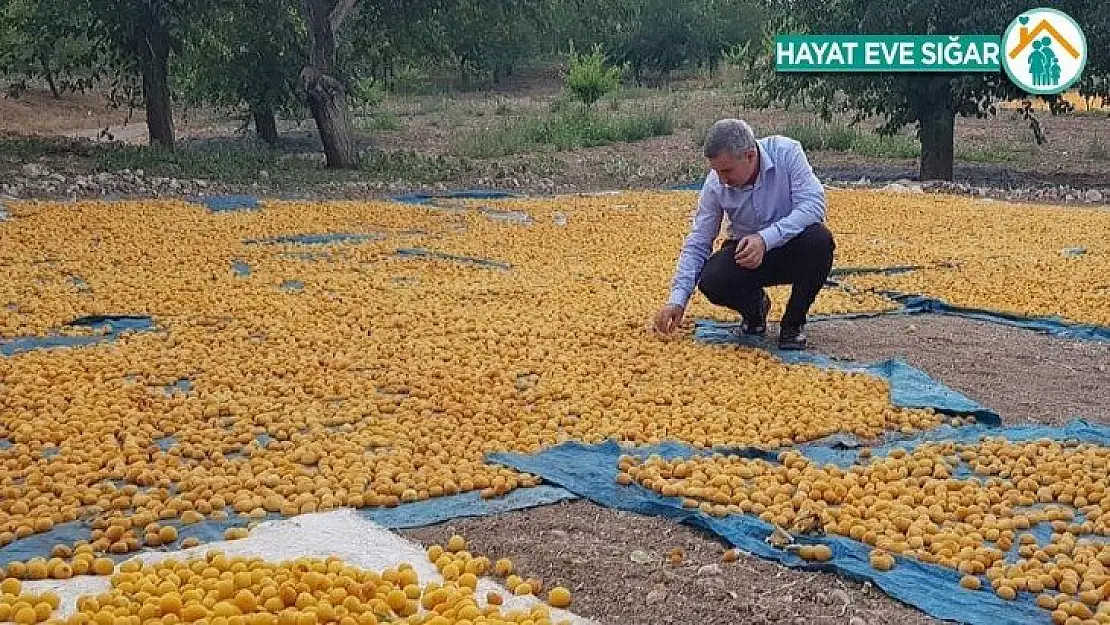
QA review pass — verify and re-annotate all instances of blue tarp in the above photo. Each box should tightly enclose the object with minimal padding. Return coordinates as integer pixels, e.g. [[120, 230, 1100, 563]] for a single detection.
[[391, 190, 519, 205], [889, 293, 1110, 342], [1, 315, 157, 357], [194, 195, 262, 212], [243, 233, 385, 246], [829, 265, 922, 277], [394, 247, 512, 270], [489, 427, 1098, 625]]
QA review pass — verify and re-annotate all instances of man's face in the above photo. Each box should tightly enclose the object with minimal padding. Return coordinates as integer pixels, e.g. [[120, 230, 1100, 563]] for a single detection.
[[709, 149, 758, 188]]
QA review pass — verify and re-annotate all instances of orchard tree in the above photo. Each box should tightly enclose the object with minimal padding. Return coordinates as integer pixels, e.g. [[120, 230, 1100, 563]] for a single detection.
[[0, 0, 102, 99], [177, 0, 306, 145], [82, 0, 218, 149], [739, 0, 1109, 181], [299, 0, 362, 169], [1069, 0, 1108, 105]]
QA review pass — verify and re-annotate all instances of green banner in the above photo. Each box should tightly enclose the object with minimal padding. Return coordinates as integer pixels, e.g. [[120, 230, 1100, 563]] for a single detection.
[[775, 35, 1003, 72]]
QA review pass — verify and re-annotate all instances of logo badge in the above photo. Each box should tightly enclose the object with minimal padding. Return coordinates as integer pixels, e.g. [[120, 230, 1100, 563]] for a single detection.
[[1002, 8, 1087, 95]]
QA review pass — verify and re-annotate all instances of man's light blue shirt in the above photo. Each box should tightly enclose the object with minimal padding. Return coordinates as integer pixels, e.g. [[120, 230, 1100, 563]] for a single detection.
[[668, 135, 827, 308]]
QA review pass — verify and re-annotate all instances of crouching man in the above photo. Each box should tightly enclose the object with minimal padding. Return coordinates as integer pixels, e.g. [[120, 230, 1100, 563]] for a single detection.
[[653, 118, 835, 350]]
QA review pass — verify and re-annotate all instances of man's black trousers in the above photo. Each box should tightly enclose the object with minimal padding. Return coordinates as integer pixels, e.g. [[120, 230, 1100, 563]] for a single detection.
[[696, 223, 836, 329]]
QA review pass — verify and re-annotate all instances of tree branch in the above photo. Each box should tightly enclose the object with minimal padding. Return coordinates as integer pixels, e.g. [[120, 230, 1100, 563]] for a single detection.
[[328, 0, 358, 36]]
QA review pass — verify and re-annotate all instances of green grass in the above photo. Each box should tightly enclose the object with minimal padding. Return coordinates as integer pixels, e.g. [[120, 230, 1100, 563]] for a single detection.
[[86, 144, 467, 187], [359, 150, 472, 183], [452, 107, 674, 158], [779, 122, 920, 159], [354, 112, 404, 132], [0, 133, 100, 160], [776, 122, 1032, 164], [1088, 138, 1110, 161]]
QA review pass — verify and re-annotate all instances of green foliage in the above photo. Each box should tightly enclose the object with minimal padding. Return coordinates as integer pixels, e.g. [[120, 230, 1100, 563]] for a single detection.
[[452, 107, 673, 158], [0, 0, 105, 97], [174, 0, 306, 121], [564, 43, 623, 108], [561, 0, 764, 83]]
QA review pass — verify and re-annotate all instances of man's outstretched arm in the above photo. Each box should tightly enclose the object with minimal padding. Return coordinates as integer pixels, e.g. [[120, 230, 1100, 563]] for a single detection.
[[757, 140, 826, 250], [668, 187, 723, 308]]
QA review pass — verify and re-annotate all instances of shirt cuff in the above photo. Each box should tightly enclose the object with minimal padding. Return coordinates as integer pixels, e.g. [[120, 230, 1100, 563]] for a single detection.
[[758, 226, 784, 250], [668, 288, 692, 308]]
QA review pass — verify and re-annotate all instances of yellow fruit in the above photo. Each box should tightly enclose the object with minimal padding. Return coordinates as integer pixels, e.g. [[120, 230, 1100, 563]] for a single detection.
[[798, 545, 833, 562], [960, 576, 981, 590], [160, 594, 183, 615], [446, 536, 466, 553], [1, 578, 21, 595], [547, 587, 572, 608], [14, 606, 37, 625], [869, 551, 895, 571]]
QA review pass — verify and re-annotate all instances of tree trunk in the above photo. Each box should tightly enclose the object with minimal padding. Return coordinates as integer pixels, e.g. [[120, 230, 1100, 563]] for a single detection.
[[918, 109, 955, 181], [39, 54, 60, 99], [253, 104, 279, 146], [138, 20, 174, 149], [300, 0, 360, 169], [300, 67, 358, 168], [910, 76, 955, 181]]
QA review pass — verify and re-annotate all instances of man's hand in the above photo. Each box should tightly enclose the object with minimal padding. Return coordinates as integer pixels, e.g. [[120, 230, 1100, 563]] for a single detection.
[[734, 234, 767, 270], [653, 304, 685, 335]]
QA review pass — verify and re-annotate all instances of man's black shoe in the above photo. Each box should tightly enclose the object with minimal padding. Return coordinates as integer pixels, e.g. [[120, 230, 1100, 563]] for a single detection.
[[741, 292, 772, 335], [778, 324, 808, 350]]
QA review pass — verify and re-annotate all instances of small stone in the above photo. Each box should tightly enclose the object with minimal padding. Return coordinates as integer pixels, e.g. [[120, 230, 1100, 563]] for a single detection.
[[831, 589, 850, 605], [21, 163, 49, 177], [849, 618, 867, 625], [646, 586, 667, 604], [630, 549, 654, 564], [696, 564, 721, 577], [259, 170, 270, 179], [1084, 189, 1103, 203]]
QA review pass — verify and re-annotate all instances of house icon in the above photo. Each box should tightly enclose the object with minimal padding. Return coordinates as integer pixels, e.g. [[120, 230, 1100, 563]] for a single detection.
[[1008, 19, 1081, 59]]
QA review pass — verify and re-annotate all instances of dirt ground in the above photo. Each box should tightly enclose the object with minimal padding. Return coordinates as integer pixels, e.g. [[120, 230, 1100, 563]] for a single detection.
[[4, 66, 1110, 194], [401, 314, 1109, 625]]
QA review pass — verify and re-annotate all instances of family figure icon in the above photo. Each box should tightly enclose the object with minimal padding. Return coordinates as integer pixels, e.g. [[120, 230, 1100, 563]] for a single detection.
[[1028, 37, 1061, 86]]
